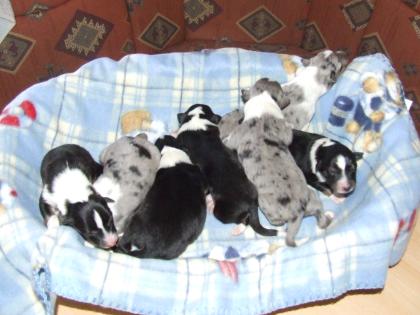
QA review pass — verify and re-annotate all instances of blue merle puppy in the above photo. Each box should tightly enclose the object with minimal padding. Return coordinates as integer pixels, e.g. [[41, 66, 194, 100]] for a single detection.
[[225, 91, 332, 246], [93, 134, 160, 233]]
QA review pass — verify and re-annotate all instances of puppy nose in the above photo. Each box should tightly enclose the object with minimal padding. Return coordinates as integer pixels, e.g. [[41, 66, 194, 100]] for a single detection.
[[342, 184, 351, 192], [103, 234, 118, 248]]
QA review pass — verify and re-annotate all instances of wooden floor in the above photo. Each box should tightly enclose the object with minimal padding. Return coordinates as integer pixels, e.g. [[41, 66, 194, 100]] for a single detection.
[[57, 220, 420, 315]]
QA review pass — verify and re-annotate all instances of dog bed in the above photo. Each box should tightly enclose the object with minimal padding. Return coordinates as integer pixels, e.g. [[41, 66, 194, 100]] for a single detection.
[[0, 48, 419, 315]]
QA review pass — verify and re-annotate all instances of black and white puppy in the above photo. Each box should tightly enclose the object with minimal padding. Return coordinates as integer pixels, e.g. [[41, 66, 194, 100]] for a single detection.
[[116, 135, 207, 259], [289, 130, 363, 203], [39, 144, 118, 249], [176, 104, 277, 237]]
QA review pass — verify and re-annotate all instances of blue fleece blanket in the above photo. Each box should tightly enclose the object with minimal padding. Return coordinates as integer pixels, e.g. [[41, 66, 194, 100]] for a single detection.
[[0, 48, 419, 315]]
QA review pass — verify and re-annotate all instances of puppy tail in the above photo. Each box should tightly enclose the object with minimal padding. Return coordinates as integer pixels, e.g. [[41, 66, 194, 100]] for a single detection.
[[248, 206, 277, 237]]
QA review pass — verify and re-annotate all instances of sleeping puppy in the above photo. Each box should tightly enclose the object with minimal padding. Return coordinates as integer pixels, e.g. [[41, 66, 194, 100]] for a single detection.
[[218, 77, 289, 141], [226, 92, 332, 246], [39, 144, 118, 249], [93, 133, 161, 233], [281, 49, 348, 130], [289, 130, 363, 203], [116, 135, 207, 259], [176, 104, 277, 237]]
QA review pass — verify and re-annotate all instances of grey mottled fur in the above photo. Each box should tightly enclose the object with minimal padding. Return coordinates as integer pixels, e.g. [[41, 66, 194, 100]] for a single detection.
[[226, 105, 331, 246], [95, 134, 160, 232], [282, 50, 348, 129], [219, 78, 288, 141]]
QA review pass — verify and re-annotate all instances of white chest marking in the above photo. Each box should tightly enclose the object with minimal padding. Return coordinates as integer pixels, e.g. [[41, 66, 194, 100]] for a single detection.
[[159, 146, 192, 169], [243, 91, 284, 121], [42, 168, 91, 215]]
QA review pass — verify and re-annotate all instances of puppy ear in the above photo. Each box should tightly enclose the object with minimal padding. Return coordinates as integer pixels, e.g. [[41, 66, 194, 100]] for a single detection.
[[241, 89, 250, 103], [155, 137, 165, 151], [135, 133, 148, 140], [278, 95, 291, 109], [353, 152, 364, 161], [177, 112, 187, 124], [210, 114, 222, 124]]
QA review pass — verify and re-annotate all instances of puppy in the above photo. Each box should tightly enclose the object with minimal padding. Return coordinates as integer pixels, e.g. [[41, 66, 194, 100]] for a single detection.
[[282, 49, 348, 130], [39, 144, 118, 249], [289, 130, 363, 203], [93, 134, 161, 233], [218, 77, 289, 141], [226, 92, 332, 246], [176, 104, 277, 237], [116, 135, 207, 259]]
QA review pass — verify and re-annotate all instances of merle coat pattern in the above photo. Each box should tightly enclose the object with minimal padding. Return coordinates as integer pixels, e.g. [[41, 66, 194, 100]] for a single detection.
[[93, 134, 161, 233], [226, 92, 331, 246], [282, 50, 348, 130]]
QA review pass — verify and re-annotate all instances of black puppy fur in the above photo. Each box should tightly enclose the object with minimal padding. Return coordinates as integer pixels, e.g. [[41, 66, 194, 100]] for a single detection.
[[289, 130, 363, 198], [39, 144, 117, 248], [176, 104, 277, 237], [116, 135, 208, 259]]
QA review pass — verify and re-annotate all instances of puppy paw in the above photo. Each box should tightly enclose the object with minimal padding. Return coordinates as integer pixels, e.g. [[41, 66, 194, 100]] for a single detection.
[[318, 211, 334, 229], [330, 195, 346, 204], [206, 194, 215, 213], [231, 223, 247, 236], [46, 215, 60, 229]]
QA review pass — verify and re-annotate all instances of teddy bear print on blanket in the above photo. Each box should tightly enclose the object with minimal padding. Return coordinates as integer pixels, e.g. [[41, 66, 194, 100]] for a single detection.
[[225, 92, 332, 246], [93, 134, 161, 233]]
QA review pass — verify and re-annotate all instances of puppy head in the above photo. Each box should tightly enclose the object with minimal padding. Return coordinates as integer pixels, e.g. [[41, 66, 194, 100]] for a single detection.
[[315, 142, 363, 197], [63, 192, 118, 249], [304, 50, 349, 88], [177, 104, 221, 126], [241, 78, 290, 109]]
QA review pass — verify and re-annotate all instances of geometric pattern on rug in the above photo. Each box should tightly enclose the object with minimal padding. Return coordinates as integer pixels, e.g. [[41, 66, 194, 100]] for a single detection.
[[409, 15, 420, 40], [341, 0, 374, 31], [358, 32, 389, 58], [184, 0, 222, 31], [237, 5, 285, 42], [0, 33, 35, 74], [55, 10, 114, 60], [138, 14, 179, 50], [301, 22, 327, 51], [25, 3, 50, 19]]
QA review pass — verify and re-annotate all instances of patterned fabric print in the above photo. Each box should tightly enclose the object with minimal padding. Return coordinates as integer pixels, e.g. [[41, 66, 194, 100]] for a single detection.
[[138, 14, 180, 50], [55, 10, 114, 60], [0, 33, 35, 74], [184, 0, 222, 31], [126, 0, 144, 13], [37, 64, 65, 82], [358, 33, 389, 57], [341, 0, 374, 30], [301, 22, 327, 51], [25, 3, 49, 19], [410, 15, 420, 39], [403, 0, 420, 11], [121, 39, 136, 53], [237, 6, 285, 42]]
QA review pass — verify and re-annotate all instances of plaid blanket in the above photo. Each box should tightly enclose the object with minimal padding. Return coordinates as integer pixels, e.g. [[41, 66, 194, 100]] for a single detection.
[[0, 48, 419, 315]]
